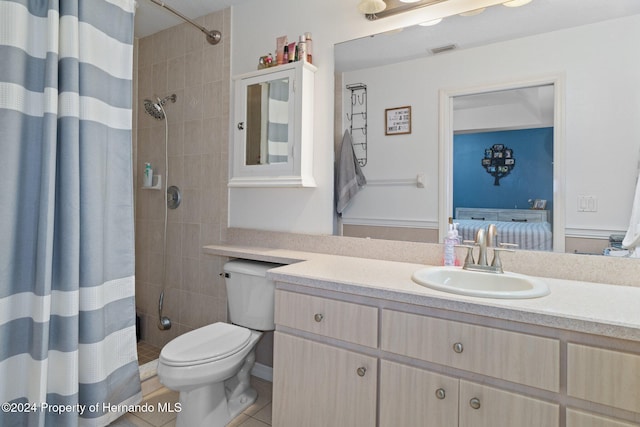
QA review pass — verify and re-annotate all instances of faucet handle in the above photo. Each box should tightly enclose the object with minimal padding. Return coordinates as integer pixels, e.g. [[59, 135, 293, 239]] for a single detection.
[[491, 243, 517, 272], [455, 243, 475, 265]]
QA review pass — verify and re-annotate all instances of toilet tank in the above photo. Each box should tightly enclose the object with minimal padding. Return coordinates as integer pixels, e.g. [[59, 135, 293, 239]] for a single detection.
[[223, 260, 282, 331]]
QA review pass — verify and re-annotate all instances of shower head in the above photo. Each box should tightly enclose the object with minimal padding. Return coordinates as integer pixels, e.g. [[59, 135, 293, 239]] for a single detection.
[[143, 94, 177, 120]]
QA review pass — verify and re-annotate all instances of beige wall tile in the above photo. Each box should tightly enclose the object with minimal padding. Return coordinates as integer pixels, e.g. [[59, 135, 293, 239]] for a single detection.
[[135, 10, 230, 349], [167, 57, 185, 92]]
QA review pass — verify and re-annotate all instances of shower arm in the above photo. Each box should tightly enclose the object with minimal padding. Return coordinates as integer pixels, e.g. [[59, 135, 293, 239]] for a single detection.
[[148, 0, 221, 45]]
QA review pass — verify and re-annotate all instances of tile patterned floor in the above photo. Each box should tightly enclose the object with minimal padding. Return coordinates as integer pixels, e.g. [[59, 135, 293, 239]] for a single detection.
[[136, 341, 161, 366], [110, 376, 273, 427]]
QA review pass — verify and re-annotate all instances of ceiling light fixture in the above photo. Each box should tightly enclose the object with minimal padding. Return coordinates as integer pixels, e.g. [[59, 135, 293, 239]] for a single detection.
[[358, 0, 386, 14], [361, 0, 447, 21], [502, 0, 533, 7]]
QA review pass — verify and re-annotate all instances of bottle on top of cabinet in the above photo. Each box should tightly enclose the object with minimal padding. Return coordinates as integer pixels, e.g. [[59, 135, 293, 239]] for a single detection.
[[304, 32, 312, 63], [298, 35, 307, 62]]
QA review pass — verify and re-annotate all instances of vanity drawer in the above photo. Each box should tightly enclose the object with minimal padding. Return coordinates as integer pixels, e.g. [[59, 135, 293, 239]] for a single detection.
[[381, 309, 560, 391], [567, 343, 640, 413], [275, 290, 378, 348]]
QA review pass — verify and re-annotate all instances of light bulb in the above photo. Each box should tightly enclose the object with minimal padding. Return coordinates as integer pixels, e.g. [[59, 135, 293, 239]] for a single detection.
[[358, 0, 386, 14]]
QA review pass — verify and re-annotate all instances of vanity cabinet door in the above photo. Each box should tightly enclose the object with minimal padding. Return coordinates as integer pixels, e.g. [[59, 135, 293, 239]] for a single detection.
[[566, 409, 640, 427], [272, 332, 377, 427], [567, 343, 640, 414], [381, 309, 560, 391], [379, 360, 459, 427], [459, 380, 559, 427]]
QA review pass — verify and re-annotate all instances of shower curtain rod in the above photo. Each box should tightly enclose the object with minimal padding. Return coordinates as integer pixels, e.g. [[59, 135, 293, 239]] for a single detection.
[[148, 0, 221, 45]]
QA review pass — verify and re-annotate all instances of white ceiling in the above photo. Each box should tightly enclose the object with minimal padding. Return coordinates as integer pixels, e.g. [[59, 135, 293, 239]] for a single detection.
[[134, 0, 246, 39]]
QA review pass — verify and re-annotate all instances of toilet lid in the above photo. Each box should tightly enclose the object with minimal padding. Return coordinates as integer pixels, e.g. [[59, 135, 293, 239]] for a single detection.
[[159, 322, 252, 366]]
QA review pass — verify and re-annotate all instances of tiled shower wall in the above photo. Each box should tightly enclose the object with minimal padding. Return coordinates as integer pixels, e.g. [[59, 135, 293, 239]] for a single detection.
[[134, 9, 231, 349]]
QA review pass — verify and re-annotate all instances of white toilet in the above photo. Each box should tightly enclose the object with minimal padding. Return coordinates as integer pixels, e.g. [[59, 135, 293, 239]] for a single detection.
[[157, 260, 280, 427]]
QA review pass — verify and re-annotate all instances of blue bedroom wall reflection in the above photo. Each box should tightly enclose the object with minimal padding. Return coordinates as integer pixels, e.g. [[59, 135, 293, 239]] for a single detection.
[[453, 127, 554, 214]]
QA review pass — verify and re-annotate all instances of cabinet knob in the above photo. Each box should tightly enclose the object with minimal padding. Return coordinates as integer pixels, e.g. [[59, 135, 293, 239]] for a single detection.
[[435, 388, 446, 400], [453, 342, 464, 353], [357, 367, 367, 377], [314, 313, 324, 322], [469, 398, 481, 410], [237, 122, 245, 130]]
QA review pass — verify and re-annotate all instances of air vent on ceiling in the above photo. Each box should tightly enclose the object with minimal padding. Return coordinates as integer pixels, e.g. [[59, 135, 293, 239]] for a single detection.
[[431, 44, 457, 54]]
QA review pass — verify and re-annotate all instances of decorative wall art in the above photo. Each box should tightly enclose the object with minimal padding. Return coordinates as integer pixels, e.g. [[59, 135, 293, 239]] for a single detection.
[[481, 144, 515, 186], [385, 106, 411, 135]]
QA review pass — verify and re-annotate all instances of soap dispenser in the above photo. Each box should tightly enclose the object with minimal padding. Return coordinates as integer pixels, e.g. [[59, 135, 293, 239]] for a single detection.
[[443, 220, 458, 266]]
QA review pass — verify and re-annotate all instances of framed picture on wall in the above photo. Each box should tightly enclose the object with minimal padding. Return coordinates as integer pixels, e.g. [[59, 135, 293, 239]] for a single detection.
[[385, 106, 411, 135], [533, 199, 547, 209]]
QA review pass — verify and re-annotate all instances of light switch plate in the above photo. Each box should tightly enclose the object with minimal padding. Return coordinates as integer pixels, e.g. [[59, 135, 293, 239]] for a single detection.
[[577, 195, 597, 212]]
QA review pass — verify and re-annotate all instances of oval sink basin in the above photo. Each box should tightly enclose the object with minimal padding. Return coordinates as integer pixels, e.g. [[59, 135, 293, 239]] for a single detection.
[[412, 266, 550, 299]]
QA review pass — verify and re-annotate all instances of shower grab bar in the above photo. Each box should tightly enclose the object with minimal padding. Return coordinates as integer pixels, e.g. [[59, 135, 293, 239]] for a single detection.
[[148, 0, 221, 45]]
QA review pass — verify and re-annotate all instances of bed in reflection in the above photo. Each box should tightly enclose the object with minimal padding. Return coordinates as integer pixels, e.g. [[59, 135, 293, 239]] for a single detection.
[[456, 219, 553, 251]]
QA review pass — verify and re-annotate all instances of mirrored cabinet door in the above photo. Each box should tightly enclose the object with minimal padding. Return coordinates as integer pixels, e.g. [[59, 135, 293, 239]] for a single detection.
[[231, 61, 317, 187]]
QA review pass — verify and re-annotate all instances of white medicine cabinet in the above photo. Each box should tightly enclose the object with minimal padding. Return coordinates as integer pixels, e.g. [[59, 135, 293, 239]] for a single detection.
[[230, 61, 317, 187]]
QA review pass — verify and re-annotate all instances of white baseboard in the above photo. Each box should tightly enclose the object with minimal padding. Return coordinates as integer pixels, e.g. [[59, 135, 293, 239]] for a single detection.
[[251, 362, 273, 382]]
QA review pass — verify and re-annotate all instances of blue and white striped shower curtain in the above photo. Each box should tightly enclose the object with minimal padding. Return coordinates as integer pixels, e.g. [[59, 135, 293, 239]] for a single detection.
[[0, 1, 141, 426]]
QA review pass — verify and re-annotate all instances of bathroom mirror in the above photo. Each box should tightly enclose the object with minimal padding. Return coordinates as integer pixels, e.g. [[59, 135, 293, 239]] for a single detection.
[[245, 77, 290, 166], [334, 0, 640, 254]]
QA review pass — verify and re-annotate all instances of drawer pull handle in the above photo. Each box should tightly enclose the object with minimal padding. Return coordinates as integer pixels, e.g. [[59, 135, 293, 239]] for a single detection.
[[357, 367, 367, 377], [435, 388, 446, 400], [453, 342, 464, 353], [469, 398, 481, 410], [314, 313, 324, 322]]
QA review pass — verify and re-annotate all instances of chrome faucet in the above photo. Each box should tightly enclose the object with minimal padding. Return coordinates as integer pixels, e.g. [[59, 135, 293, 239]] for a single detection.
[[457, 224, 516, 274]]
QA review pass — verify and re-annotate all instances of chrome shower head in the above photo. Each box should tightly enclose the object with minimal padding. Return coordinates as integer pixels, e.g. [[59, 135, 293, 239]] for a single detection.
[[143, 94, 177, 120]]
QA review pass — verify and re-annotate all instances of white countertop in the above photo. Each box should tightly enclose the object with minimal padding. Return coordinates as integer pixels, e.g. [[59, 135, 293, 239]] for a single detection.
[[203, 244, 640, 342]]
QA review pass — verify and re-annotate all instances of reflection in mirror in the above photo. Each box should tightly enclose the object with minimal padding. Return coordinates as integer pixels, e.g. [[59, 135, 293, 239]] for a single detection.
[[452, 85, 555, 252], [334, 0, 640, 256], [245, 77, 290, 166]]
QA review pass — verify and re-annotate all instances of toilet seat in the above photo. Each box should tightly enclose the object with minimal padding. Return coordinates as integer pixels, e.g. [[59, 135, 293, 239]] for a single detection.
[[159, 322, 251, 367]]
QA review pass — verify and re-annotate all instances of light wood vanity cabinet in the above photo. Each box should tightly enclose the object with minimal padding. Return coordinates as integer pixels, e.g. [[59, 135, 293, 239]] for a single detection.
[[272, 288, 640, 427]]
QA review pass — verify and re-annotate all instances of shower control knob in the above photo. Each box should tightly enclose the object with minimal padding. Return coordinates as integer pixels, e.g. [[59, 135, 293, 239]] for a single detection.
[[237, 122, 245, 130], [314, 313, 324, 322], [357, 367, 367, 377]]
